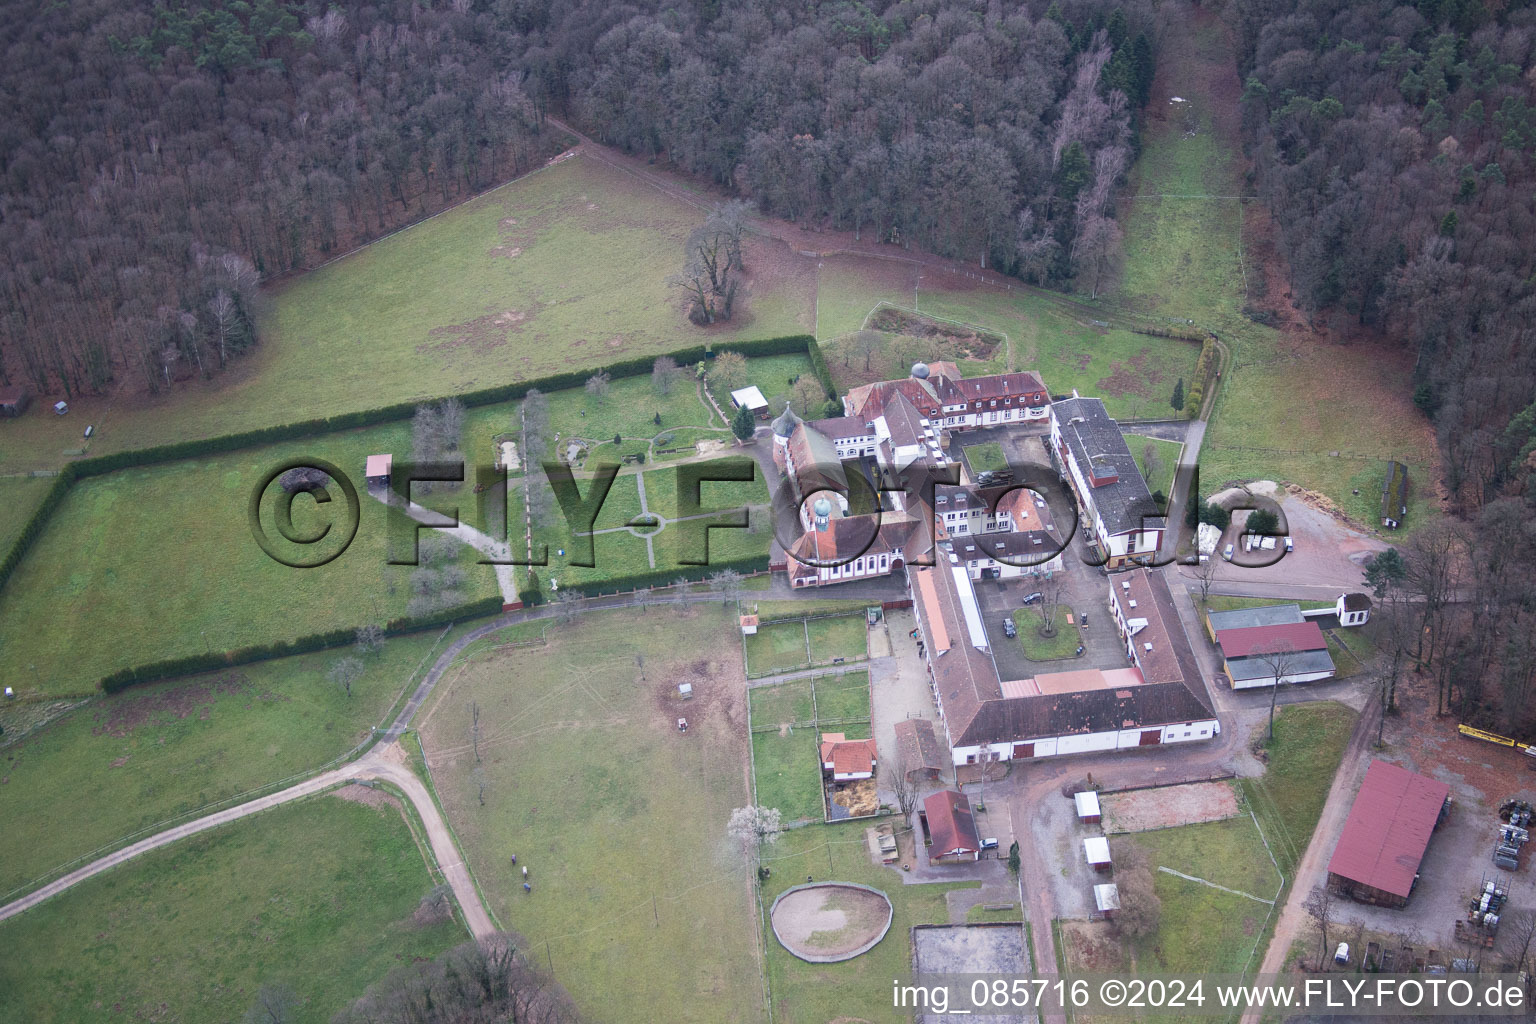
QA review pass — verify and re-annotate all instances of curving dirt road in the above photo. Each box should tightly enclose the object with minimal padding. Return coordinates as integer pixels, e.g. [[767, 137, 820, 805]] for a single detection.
[[0, 748, 496, 938]]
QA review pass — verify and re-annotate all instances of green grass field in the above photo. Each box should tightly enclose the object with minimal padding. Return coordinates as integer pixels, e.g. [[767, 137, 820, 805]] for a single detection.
[[1126, 433, 1182, 500], [1113, 11, 1440, 532], [1011, 609, 1081, 662], [0, 154, 814, 476], [0, 475, 55, 554], [812, 671, 871, 722], [748, 678, 813, 728], [417, 606, 765, 1024], [744, 615, 867, 678], [813, 256, 1202, 422], [759, 819, 979, 1023], [963, 442, 1008, 475], [528, 461, 771, 592], [0, 795, 463, 1023], [0, 420, 498, 696], [0, 625, 460, 899], [1241, 701, 1358, 877], [751, 726, 823, 824], [1200, 595, 1333, 614]]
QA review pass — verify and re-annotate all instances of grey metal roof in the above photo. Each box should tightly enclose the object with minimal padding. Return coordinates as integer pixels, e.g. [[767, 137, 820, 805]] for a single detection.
[[1205, 604, 1305, 633], [1226, 648, 1337, 681]]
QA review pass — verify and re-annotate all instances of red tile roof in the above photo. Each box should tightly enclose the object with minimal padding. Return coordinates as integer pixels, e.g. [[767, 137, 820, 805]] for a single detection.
[[821, 736, 878, 775], [924, 790, 980, 858], [1327, 760, 1449, 899], [1216, 621, 1328, 659]]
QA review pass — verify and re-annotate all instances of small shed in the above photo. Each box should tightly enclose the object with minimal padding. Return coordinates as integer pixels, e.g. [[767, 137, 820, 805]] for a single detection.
[[730, 386, 770, 420], [894, 719, 946, 781], [1074, 790, 1102, 825], [677, 683, 693, 700], [1381, 461, 1408, 529], [740, 614, 759, 636], [1093, 883, 1120, 918], [1084, 836, 1112, 872], [365, 453, 393, 487], [0, 389, 31, 418], [52, 400, 68, 415], [1337, 592, 1371, 627]]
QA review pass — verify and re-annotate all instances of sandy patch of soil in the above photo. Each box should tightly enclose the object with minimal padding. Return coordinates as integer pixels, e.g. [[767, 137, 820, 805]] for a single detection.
[[1101, 780, 1238, 832], [772, 884, 891, 957]]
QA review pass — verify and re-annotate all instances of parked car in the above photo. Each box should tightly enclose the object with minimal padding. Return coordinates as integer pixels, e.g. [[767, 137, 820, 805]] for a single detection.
[[1284, 536, 1294, 553], [1222, 543, 1234, 561], [980, 837, 1000, 851], [1002, 619, 1017, 638], [1334, 943, 1350, 965], [1021, 592, 1043, 605]]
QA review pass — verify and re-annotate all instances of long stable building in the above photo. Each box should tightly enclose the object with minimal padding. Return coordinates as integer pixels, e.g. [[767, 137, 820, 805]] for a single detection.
[[1327, 760, 1451, 907]]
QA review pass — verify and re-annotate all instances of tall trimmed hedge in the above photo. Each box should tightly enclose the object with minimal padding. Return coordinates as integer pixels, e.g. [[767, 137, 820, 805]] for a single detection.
[[0, 334, 817, 596], [98, 594, 505, 694]]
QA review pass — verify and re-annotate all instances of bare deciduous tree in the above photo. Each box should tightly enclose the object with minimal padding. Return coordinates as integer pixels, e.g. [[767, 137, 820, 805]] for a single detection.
[[651, 355, 679, 396], [355, 623, 386, 655], [328, 656, 364, 699], [709, 568, 743, 604], [1258, 642, 1297, 743], [726, 805, 783, 875], [243, 981, 299, 1024], [891, 746, 919, 820], [709, 350, 748, 393], [1304, 885, 1336, 968], [584, 370, 611, 404], [1110, 839, 1161, 939]]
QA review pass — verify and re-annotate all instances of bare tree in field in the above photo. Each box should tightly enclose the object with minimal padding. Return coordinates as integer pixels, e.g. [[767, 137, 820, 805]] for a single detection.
[[336, 932, 580, 1024], [470, 700, 482, 763], [1194, 545, 1221, 604], [208, 290, 237, 366], [891, 747, 919, 820], [1304, 885, 1336, 967], [243, 981, 299, 1024], [1259, 642, 1298, 743], [791, 375, 825, 416], [727, 805, 783, 876], [651, 355, 680, 396], [472, 764, 489, 806], [1110, 839, 1161, 939], [709, 567, 743, 605], [852, 330, 883, 372], [554, 586, 581, 623], [1033, 573, 1065, 636], [584, 370, 611, 404], [328, 656, 364, 699], [709, 350, 748, 393], [355, 623, 386, 655]]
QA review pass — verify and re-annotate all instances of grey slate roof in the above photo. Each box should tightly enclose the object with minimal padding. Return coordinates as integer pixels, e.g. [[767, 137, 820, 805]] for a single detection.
[[1052, 396, 1163, 537], [1205, 604, 1305, 633]]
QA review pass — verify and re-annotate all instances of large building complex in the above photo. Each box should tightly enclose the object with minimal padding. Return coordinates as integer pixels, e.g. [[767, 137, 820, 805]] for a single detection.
[[771, 364, 1217, 766]]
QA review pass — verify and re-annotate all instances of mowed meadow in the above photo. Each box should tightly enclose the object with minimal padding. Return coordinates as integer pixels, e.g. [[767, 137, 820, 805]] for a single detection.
[[0, 420, 499, 696], [0, 153, 816, 475], [0, 796, 464, 1023], [417, 606, 765, 1024]]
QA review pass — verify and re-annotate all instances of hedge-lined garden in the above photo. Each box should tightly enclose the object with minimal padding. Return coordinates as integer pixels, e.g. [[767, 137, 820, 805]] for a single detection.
[[0, 336, 816, 696]]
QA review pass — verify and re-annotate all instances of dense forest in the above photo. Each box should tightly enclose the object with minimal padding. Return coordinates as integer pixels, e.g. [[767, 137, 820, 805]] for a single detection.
[[528, 0, 1155, 282], [0, 0, 551, 398], [1236, 0, 1536, 509], [0, 0, 1154, 400]]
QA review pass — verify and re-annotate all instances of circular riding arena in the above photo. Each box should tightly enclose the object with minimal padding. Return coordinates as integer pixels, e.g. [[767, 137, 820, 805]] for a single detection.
[[769, 882, 893, 963]]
